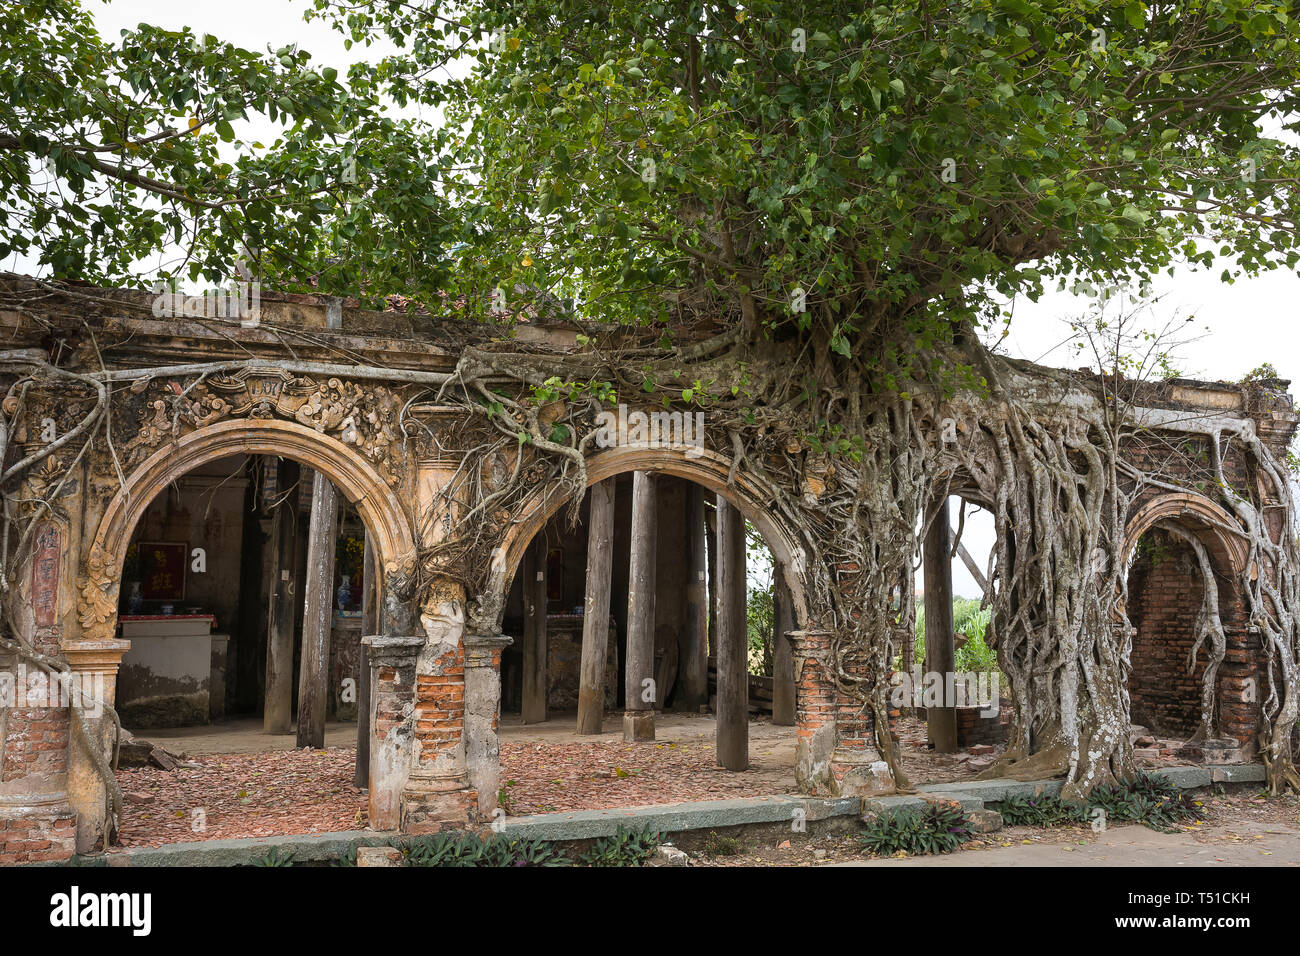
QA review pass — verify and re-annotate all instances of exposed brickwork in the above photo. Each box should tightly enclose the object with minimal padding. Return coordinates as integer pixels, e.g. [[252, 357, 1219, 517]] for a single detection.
[[413, 650, 466, 764], [1, 708, 70, 780], [1125, 529, 1257, 743], [372, 664, 412, 741], [955, 702, 1013, 748], [0, 808, 76, 864]]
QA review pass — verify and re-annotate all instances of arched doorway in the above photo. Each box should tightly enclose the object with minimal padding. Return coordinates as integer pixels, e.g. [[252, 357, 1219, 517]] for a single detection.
[[477, 445, 816, 813], [1121, 494, 1251, 761], [85, 418, 418, 847]]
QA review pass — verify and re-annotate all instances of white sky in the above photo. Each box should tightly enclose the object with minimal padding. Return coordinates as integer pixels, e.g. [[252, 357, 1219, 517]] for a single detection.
[[39, 3, 1300, 595]]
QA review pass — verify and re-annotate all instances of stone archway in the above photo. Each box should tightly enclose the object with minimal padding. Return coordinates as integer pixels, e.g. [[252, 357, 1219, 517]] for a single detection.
[[491, 444, 811, 625], [463, 442, 852, 803], [79, 418, 418, 643], [1123, 493, 1248, 580]]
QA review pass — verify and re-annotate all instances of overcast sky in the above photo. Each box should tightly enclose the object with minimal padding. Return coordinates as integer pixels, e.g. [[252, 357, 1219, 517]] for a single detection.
[[52, 3, 1300, 595]]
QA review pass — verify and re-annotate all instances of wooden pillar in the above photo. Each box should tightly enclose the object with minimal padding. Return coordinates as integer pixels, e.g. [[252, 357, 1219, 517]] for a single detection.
[[924, 496, 958, 753], [521, 536, 548, 724], [705, 503, 717, 655], [623, 471, 657, 742], [715, 495, 748, 769], [772, 564, 796, 726], [577, 479, 616, 734], [264, 459, 299, 734], [355, 530, 377, 787], [296, 470, 339, 749], [678, 483, 709, 711]]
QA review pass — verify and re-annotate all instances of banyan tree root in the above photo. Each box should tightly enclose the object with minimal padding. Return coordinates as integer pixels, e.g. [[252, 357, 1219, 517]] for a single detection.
[[2, 305, 1296, 812]]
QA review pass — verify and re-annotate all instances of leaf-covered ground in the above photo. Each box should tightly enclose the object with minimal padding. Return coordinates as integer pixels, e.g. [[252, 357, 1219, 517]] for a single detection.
[[113, 748, 366, 849], [497, 737, 799, 815], [111, 728, 800, 847]]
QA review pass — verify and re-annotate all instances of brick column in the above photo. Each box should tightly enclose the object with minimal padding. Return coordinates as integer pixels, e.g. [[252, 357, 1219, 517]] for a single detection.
[[464, 632, 512, 817], [791, 628, 836, 795], [1218, 623, 1261, 759], [791, 627, 894, 797], [361, 635, 423, 831], [830, 648, 894, 797], [399, 597, 478, 832], [61, 638, 130, 853], [0, 657, 77, 862]]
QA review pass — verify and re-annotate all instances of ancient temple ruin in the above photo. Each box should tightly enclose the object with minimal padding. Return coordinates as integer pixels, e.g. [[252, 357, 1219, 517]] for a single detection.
[[1, 278, 1297, 862]]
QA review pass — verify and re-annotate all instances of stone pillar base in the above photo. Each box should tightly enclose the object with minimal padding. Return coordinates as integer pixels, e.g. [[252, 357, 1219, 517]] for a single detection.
[[829, 746, 895, 797], [622, 710, 655, 742], [0, 796, 77, 864], [399, 785, 480, 834]]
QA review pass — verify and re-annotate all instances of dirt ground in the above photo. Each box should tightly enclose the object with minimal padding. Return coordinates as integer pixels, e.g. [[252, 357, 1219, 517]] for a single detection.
[[112, 713, 1273, 856], [112, 712, 802, 847]]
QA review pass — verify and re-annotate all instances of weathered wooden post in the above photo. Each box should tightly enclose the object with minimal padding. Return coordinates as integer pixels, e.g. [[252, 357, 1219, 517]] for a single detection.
[[264, 460, 299, 734], [577, 479, 616, 734], [623, 471, 657, 741], [521, 536, 548, 724], [678, 483, 710, 711], [715, 495, 749, 770], [296, 470, 339, 749], [924, 496, 958, 753], [772, 564, 796, 726], [355, 529, 377, 786]]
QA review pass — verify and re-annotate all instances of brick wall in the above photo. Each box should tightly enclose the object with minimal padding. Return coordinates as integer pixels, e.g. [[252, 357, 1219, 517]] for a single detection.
[[956, 702, 1013, 748], [0, 805, 76, 865], [1125, 529, 1247, 740]]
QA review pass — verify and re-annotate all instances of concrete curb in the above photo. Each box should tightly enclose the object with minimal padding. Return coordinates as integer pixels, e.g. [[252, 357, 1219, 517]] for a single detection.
[[864, 765, 1264, 820], [74, 830, 393, 868], [60, 764, 1264, 866], [500, 795, 862, 842]]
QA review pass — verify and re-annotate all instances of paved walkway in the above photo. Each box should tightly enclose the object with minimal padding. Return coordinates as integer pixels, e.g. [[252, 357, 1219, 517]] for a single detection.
[[838, 821, 1300, 866]]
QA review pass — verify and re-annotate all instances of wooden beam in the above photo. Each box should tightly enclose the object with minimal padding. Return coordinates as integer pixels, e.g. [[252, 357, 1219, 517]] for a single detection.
[[715, 496, 748, 770], [577, 479, 616, 734], [296, 470, 339, 749], [953, 532, 989, 596], [623, 471, 657, 742]]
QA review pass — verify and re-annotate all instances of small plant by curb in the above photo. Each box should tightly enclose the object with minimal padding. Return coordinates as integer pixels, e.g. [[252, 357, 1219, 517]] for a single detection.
[[702, 831, 741, 857], [858, 802, 972, 857], [991, 773, 1209, 834]]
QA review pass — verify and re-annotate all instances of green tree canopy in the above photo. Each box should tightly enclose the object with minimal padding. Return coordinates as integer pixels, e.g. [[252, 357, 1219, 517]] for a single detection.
[[307, 0, 1300, 387], [1, 0, 458, 302]]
